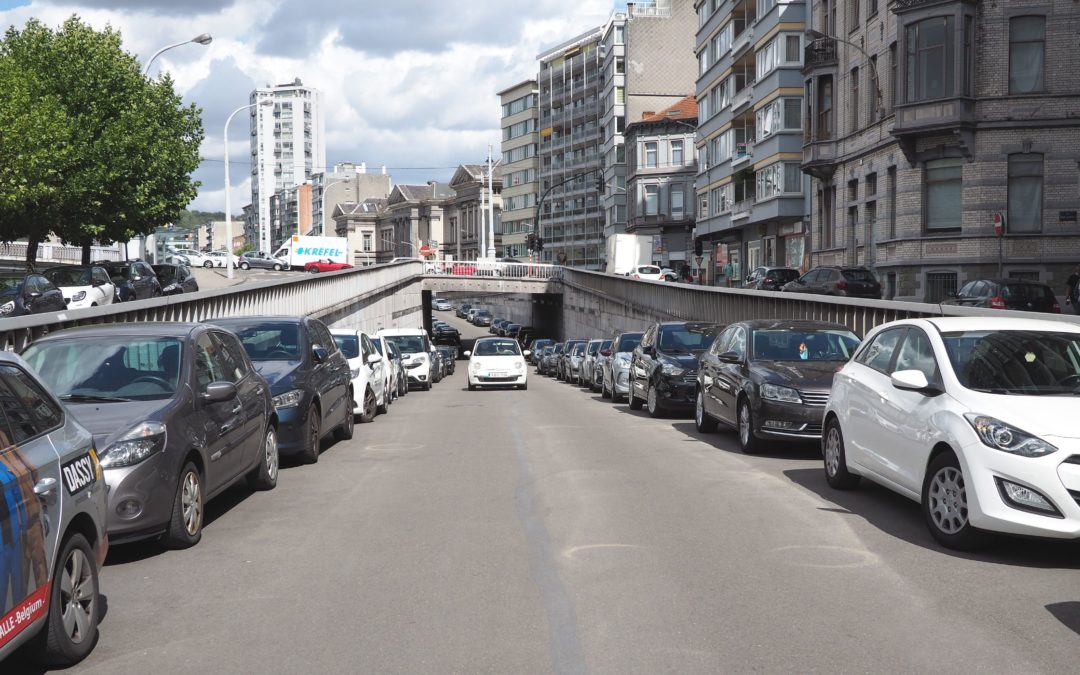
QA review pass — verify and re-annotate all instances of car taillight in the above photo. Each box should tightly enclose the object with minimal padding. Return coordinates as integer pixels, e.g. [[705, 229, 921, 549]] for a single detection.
[[1053, 301, 1061, 313], [990, 296, 1006, 309], [836, 279, 848, 290]]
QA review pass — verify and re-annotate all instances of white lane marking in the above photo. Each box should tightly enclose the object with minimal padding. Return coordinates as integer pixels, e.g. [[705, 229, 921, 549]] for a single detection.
[[562, 544, 647, 560], [770, 544, 880, 569]]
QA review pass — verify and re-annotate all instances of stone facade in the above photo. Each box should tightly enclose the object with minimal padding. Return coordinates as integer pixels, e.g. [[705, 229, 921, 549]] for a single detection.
[[442, 164, 504, 261], [803, 0, 1080, 302]]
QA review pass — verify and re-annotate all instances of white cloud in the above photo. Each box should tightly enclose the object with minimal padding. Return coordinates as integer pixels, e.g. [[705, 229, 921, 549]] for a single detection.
[[2, 0, 616, 215]]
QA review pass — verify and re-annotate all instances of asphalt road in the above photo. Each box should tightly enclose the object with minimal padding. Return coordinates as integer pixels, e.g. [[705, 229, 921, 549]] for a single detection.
[[39, 311, 1080, 674]]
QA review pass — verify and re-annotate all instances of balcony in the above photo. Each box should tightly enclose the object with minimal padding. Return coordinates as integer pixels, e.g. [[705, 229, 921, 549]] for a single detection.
[[892, 97, 976, 163], [892, 0, 977, 12], [802, 38, 838, 74], [732, 197, 754, 221], [731, 143, 754, 169], [731, 84, 755, 114], [731, 27, 755, 59], [802, 139, 839, 180]]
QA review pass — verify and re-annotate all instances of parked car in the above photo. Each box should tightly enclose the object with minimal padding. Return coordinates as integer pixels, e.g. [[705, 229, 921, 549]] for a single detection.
[[591, 339, 614, 392], [602, 331, 643, 402], [566, 341, 588, 384], [536, 345, 555, 374], [43, 265, 116, 309], [581, 339, 604, 389], [529, 339, 555, 365], [695, 320, 861, 452], [0, 272, 67, 318], [429, 347, 445, 383], [500, 323, 521, 339], [238, 251, 288, 271], [556, 340, 585, 381], [96, 260, 161, 301], [378, 328, 434, 391], [209, 316, 353, 464], [22, 322, 279, 549], [206, 251, 239, 268], [436, 346, 457, 375], [628, 321, 723, 417], [782, 266, 882, 299], [162, 251, 190, 266], [432, 297, 453, 311], [472, 310, 493, 327], [629, 265, 665, 281], [509, 324, 531, 342], [170, 248, 213, 268], [456, 303, 473, 319], [942, 279, 1061, 313], [432, 321, 461, 346], [152, 263, 199, 295], [305, 258, 353, 274], [822, 316, 1080, 549], [541, 342, 565, 376], [331, 328, 389, 422], [489, 318, 506, 334], [0, 351, 108, 667], [465, 337, 529, 390], [660, 267, 678, 282], [370, 333, 404, 402], [744, 266, 801, 291]]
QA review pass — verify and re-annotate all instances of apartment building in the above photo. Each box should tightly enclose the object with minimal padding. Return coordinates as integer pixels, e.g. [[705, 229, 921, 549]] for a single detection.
[[803, 0, 1080, 301], [249, 78, 326, 253], [600, 0, 697, 255], [311, 162, 392, 236], [267, 182, 313, 247], [498, 81, 539, 259], [625, 96, 699, 267], [537, 27, 605, 268], [695, 0, 810, 283], [443, 164, 504, 261]]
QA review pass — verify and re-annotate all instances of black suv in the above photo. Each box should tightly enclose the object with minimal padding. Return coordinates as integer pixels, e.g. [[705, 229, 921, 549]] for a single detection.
[[944, 279, 1060, 313], [744, 266, 800, 291], [209, 316, 354, 464], [0, 272, 66, 318], [781, 266, 882, 299], [628, 321, 723, 417]]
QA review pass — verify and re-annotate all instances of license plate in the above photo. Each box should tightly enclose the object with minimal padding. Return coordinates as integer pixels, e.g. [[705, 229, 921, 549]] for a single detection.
[[489, 371, 507, 378]]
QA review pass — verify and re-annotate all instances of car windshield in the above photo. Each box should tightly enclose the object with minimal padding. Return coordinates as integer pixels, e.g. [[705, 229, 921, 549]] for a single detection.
[[1002, 283, 1055, 302], [943, 330, 1080, 395], [23, 336, 182, 401], [476, 310, 491, 317], [152, 266, 178, 284], [553, 344, 565, 354], [99, 263, 130, 279], [474, 339, 521, 356], [571, 344, 585, 356], [658, 324, 720, 353], [0, 275, 23, 292], [751, 329, 861, 362], [600, 340, 612, 350], [334, 335, 360, 359], [227, 322, 301, 361], [841, 269, 876, 282], [639, 266, 660, 274], [44, 267, 92, 286], [769, 269, 799, 282], [372, 340, 384, 355], [616, 333, 642, 352], [384, 335, 427, 354]]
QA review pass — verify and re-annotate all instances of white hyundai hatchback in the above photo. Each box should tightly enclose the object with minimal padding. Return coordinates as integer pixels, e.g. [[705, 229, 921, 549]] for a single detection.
[[822, 316, 1080, 549], [331, 328, 388, 421], [465, 337, 529, 390]]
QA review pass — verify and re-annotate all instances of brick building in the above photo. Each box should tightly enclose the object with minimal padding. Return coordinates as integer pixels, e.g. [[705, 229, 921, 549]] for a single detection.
[[802, 0, 1080, 302]]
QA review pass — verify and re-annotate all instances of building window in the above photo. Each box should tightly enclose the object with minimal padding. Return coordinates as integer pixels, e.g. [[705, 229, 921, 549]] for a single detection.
[[615, 58, 625, 75], [699, 50, 708, 76], [1009, 16, 1046, 94], [887, 166, 897, 239], [817, 76, 833, 140], [868, 0, 878, 18], [699, 93, 710, 120], [925, 158, 962, 230], [756, 163, 803, 200], [847, 179, 858, 203], [926, 271, 958, 303], [615, 87, 625, 105], [644, 142, 658, 168], [362, 233, 372, 252], [615, 26, 625, 44], [905, 17, 952, 102], [1008, 153, 1043, 232], [851, 67, 860, 132], [821, 186, 835, 248], [757, 34, 802, 80], [757, 97, 803, 136], [644, 185, 659, 215], [783, 97, 801, 129], [824, 0, 836, 35], [888, 42, 897, 111], [672, 188, 685, 218], [868, 55, 878, 120], [671, 140, 684, 166], [785, 35, 801, 62], [847, 0, 859, 31]]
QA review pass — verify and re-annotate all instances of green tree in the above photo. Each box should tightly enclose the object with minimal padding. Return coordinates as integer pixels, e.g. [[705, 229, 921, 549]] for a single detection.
[[0, 16, 204, 268]]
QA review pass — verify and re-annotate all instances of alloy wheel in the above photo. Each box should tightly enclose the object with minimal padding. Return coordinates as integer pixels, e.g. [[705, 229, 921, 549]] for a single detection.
[[824, 427, 841, 477], [928, 467, 968, 534], [695, 391, 704, 426], [181, 470, 202, 536], [265, 428, 279, 481], [739, 403, 751, 447], [647, 384, 658, 414], [60, 547, 95, 644]]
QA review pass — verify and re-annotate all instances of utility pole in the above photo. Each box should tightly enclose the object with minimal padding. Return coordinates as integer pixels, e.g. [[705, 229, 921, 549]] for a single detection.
[[478, 178, 486, 260]]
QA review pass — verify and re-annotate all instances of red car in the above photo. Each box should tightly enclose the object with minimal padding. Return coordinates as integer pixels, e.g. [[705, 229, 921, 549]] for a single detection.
[[305, 258, 353, 273]]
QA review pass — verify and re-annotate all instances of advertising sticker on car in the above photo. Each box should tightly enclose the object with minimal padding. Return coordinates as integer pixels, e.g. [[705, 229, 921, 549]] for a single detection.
[[61, 450, 98, 496]]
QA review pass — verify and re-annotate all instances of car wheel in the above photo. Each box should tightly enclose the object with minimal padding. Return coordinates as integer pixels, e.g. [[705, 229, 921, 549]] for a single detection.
[[423, 379, 431, 391], [627, 381, 644, 410], [162, 462, 203, 549], [737, 397, 763, 454], [308, 266, 319, 274], [300, 405, 321, 464], [239, 262, 250, 270], [922, 451, 986, 550], [247, 425, 279, 491], [377, 387, 389, 415], [357, 388, 376, 424], [31, 532, 98, 666], [519, 382, 528, 390], [646, 381, 665, 418], [468, 382, 476, 391], [203, 261, 213, 268], [273, 263, 283, 271], [601, 376, 612, 399], [695, 389, 717, 433], [823, 418, 860, 490]]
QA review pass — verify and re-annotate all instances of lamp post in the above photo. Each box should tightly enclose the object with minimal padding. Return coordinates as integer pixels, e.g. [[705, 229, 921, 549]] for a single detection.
[[143, 33, 212, 75], [806, 28, 884, 121], [223, 98, 273, 279], [319, 178, 350, 238]]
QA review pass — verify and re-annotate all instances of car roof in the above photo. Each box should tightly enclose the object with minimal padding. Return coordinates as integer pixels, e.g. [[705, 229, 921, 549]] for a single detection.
[[474, 336, 517, 342], [378, 328, 426, 336], [32, 321, 202, 342], [922, 316, 1080, 334], [738, 319, 852, 331], [210, 315, 308, 326]]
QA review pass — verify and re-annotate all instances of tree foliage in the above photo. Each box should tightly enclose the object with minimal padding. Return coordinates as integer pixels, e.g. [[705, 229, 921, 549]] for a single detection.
[[178, 209, 225, 229], [0, 16, 205, 267]]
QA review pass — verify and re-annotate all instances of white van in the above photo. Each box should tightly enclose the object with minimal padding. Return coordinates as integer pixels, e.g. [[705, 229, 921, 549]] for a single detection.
[[376, 327, 433, 391]]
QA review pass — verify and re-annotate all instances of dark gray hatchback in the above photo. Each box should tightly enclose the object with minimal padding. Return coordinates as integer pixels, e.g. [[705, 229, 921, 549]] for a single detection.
[[21, 323, 279, 548]]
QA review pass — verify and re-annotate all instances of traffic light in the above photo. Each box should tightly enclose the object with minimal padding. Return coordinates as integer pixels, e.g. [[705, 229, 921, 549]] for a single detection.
[[694, 238, 703, 257], [526, 233, 536, 251], [536, 237, 544, 252], [596, 175, 605, 194]]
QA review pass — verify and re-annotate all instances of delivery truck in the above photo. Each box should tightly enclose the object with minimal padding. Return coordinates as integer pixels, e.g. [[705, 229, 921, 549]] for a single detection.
[[606, 234, 652, 276], [272, 235, 349, 271]]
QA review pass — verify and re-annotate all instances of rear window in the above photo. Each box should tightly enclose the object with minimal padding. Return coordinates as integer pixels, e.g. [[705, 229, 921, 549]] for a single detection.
[[615, 333, 642, 352], [228, 322, 301, 361], [333, 335, 360, 359], [841, 269, 876, 282], [1003, 283, 1054, 302], [638, 266, 660, 274], [768, 269, 800, 282]]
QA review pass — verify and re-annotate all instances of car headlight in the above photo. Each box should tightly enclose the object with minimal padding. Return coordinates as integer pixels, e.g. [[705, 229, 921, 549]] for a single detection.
[[100, 421, 167, 468], [471, 361, 482, 373], [71, 290, 87, 302], [0, 301, 14, 315], [350, 367, 361, 378], [272, 389, 304, 409], [659, 360, 686, 376], [514, 361, 523, 370], [414, 354, 427, 363], [761, 383, 803, 403], [964, 414, 1057, 458], [615, 354, 631, 367]]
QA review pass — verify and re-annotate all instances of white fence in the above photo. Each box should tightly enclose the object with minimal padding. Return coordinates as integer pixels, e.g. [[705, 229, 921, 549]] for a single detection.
[[0, 242, 123, 266]]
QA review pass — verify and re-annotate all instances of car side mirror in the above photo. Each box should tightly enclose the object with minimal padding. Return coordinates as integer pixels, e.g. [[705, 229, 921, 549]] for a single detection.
[[718, 350, 742, 364], [203, 381, 237, 403], [523, 350, 531, 357], [91, 278, 102, 287], [312, 345, 329, 363], [890, 369, 941, 395], [463, 350, 471, 357], [366, 353, 382, 366]]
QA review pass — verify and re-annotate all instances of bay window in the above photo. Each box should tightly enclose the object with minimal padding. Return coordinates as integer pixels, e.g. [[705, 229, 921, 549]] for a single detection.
[[905, 17, 952, 102]]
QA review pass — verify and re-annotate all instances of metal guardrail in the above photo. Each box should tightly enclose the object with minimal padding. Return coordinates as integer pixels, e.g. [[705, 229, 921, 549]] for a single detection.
[[424, 260, 563, 280], [0, 260, 424, 352]]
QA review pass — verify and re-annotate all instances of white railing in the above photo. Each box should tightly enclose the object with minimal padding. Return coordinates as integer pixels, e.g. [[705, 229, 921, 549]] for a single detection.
[[0, 242, 123, 266], [424, 260, 563, 280]]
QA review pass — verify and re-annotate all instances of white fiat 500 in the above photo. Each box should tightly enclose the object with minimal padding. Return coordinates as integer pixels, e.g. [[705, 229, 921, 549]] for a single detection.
[[823, 316, 1080, 550], [465, 337, 529, 391]]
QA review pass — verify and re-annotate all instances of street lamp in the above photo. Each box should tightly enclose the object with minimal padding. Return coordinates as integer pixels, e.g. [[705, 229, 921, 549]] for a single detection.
[[806, 28, 884, 121], [319, 178, 351, 238], [223, 98, 273, 279], [143, 33, 212, 75]]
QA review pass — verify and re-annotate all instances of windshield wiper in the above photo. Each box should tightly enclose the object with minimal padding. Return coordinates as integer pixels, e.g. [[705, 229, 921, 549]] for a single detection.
[[59, 394, 131, 403]]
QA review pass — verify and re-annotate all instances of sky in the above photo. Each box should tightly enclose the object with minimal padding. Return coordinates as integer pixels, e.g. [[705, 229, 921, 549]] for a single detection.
[[0, 0, 621, 215]]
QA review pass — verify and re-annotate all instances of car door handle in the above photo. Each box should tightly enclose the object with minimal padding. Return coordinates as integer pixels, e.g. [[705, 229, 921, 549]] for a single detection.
[[230, 404, 242, 414], [34, 477, 57, 496]]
